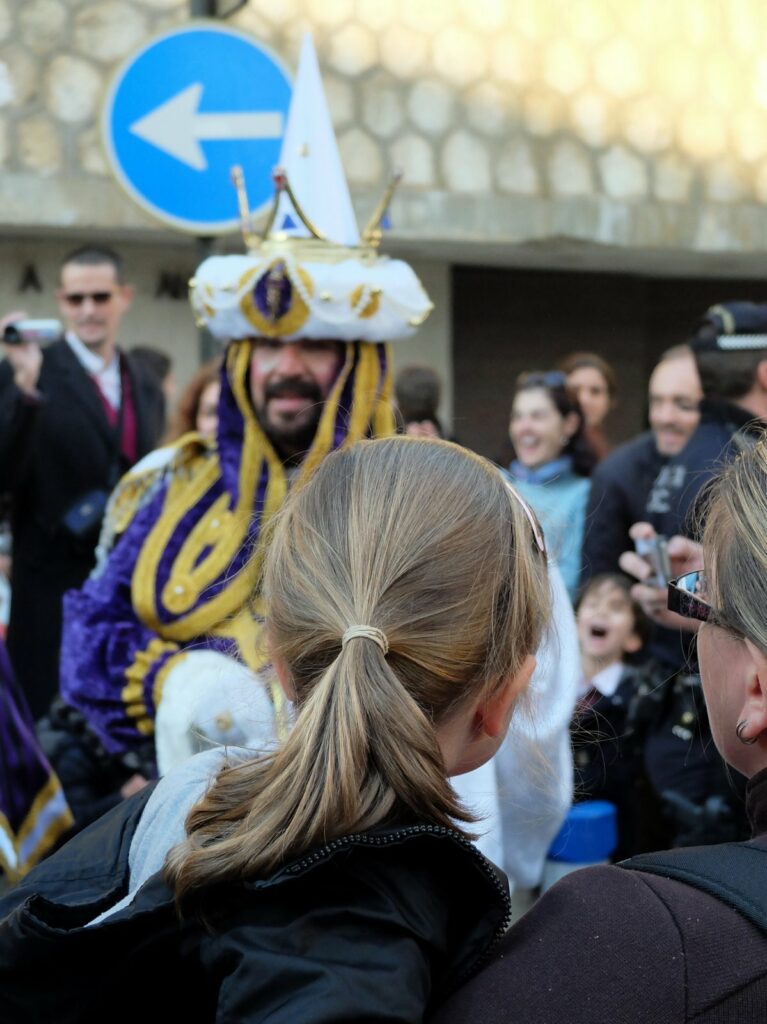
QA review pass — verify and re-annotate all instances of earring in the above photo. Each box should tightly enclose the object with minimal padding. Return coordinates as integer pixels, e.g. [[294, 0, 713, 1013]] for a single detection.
[[736, 719, 759, 746]]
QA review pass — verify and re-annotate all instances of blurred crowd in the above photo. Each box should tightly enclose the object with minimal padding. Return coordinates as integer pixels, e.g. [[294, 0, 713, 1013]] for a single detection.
[[0, 239, 764, 888], [8, 27, 767, 1017]]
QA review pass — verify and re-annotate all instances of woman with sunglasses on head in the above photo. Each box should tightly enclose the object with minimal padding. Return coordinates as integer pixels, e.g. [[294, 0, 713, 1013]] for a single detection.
[[0, 437, 550, 1024], [434, 435, 767, 1024], [504, 371, 597, 602]]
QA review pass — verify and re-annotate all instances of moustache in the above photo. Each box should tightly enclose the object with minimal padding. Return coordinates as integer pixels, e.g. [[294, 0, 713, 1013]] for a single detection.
[[266, 378, 322, 403]]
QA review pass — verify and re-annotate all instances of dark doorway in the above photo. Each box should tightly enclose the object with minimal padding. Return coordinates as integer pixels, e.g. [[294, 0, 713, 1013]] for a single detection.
[[453, 265, 767, 461]]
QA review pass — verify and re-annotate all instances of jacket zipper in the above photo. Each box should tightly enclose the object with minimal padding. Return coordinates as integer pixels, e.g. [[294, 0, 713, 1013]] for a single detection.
[[285, 824, 512, 983]]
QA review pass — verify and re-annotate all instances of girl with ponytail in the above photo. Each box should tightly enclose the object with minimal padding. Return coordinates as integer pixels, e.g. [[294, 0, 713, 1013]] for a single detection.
[[0, 437, 550, 1024]]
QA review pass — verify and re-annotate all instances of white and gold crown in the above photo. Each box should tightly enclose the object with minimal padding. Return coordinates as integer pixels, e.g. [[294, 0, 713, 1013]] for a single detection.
[[189, 36, 433, 344]]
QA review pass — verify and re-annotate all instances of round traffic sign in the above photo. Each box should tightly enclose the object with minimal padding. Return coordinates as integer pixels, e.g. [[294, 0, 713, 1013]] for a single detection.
[[102, 23, 292, 234]]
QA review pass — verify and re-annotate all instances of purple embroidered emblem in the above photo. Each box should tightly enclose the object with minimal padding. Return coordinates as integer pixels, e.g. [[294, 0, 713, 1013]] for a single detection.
[[254, 262, 292, 322]]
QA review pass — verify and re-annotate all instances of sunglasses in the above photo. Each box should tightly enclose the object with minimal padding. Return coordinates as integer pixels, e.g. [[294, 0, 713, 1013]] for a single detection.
[[667, 570, 712, 623], [505, 481, 547, 556], [62, 292, 114, 306], [519, 370, 568, 390]]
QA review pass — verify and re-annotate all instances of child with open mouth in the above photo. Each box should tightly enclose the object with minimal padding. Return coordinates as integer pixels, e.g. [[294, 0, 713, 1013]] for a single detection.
[[572, 572, 652, 858]]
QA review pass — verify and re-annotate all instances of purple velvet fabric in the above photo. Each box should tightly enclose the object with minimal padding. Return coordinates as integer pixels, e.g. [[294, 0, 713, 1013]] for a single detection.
[[59, 340, 382, 756], [0, 638, 68, 835]]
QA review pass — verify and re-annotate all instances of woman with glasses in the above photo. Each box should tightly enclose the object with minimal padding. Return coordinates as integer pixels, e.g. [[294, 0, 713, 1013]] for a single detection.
[[504, 371, 597, 601], [434, 436, 767, 1024]]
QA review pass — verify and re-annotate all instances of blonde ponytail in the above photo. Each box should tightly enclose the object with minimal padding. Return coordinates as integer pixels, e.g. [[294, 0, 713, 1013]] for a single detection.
[[166, 437, 549, 914]]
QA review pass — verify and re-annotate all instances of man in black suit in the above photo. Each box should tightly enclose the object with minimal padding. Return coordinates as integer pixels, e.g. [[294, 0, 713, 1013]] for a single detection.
[[0, 245, 164, 718]]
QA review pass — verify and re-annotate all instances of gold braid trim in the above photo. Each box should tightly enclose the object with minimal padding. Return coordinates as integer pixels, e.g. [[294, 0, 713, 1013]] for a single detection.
[[132, 342, 269, 640], [130, 339, 393, 653], [345, 342, 380, 443], [294, 342, 356, 483], [152, 649, 189, 715], [372, 343, 396, 437], [121, 638, 181, 736], [0, 776, 74, 881], [239, 260, 313, 339]]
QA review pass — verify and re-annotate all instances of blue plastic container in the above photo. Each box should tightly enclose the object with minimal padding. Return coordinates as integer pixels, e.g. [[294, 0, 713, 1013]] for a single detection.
[[541, 801, 618, 891]]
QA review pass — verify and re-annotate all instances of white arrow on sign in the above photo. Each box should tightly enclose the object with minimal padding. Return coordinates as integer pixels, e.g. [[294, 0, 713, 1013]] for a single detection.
[[130, 83, 284, 172]]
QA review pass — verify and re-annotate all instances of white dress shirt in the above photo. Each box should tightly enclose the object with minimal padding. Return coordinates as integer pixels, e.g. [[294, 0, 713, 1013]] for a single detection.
[[65, 331, 121, 411]]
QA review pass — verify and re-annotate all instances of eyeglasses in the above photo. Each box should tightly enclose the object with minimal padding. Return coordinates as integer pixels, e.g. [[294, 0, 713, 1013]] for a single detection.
[[62, 292, 114, 306], [667, 570, 712, 623], [505, 481, 546, 556]]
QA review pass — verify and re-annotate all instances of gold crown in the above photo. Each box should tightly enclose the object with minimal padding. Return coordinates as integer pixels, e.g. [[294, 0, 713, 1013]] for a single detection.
[[189, 165, 432, 344], [230, 164, 403, 256]]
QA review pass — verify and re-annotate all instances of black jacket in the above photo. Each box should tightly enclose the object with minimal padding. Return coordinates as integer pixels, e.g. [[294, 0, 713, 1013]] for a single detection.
[[0, 790, 510, 1023], [580, 431, 667, 585], [658, 398, 766, 539], [0, 339, 164, 716]]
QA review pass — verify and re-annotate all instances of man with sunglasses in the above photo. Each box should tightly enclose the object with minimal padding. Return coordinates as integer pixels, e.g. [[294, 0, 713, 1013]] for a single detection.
[[0, 245, 164, 720]]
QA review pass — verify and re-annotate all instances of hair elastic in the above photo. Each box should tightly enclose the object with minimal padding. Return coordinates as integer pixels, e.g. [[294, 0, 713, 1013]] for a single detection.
[[341, 625, 389, 655]]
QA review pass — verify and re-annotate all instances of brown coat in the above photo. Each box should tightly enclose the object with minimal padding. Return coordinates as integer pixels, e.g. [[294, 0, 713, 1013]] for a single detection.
[[432, 769, 767, 1024]]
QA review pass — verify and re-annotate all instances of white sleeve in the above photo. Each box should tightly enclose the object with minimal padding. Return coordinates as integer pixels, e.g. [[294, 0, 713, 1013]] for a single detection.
[[494, 563, 578, 890], [451, 760, 504, 867], [87, 745, 238, 927]]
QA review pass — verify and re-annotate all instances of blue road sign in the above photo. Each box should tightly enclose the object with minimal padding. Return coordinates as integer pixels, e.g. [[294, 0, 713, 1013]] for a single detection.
[[102, 23, 292, 234]]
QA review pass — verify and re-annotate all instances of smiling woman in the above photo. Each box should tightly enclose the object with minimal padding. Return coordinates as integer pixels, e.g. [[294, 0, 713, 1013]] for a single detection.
[[503, 371, 596, 601]]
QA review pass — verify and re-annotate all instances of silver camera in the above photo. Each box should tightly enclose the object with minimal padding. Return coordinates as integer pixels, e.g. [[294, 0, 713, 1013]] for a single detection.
[[3, 319, 62, 346], [634, 535, 672, 587]]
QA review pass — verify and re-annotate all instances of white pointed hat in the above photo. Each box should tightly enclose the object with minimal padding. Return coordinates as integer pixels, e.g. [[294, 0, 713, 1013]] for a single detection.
[[190, 35, 432, 344], [272, 34, 359, 247]]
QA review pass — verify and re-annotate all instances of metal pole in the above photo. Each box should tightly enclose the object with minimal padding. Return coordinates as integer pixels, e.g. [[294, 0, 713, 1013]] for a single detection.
[[188, 0, 233, 364], [189, 0, 216, 15], [195, 236, 217, 364]]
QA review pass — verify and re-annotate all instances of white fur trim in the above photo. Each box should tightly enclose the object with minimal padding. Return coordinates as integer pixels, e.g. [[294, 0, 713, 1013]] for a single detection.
[[155, 650, 279, 776]]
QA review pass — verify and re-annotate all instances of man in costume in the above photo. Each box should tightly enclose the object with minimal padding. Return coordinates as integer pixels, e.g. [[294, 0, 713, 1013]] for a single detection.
[[0, 246, 164, 718], [56, 40, 575, 897], [58, 37, 432, 773]]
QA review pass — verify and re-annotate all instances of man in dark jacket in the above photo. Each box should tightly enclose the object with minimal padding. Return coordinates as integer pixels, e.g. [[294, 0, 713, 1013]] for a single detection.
[[580, 347, 713, 849], [0, 245, 164, 717], [581, 345, 702, 593], [605, 305, 767, 850], [660, 301, 767, 533]]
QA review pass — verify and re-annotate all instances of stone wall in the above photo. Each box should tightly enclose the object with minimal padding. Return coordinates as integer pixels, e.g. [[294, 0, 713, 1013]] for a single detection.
[[3, 0, 767, 265], [0, 0, 189, 231], [5, 0, 767, 428]]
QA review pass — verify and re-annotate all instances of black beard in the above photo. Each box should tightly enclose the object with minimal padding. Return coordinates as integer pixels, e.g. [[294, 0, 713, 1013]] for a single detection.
[[254, 377, 325, 463]]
